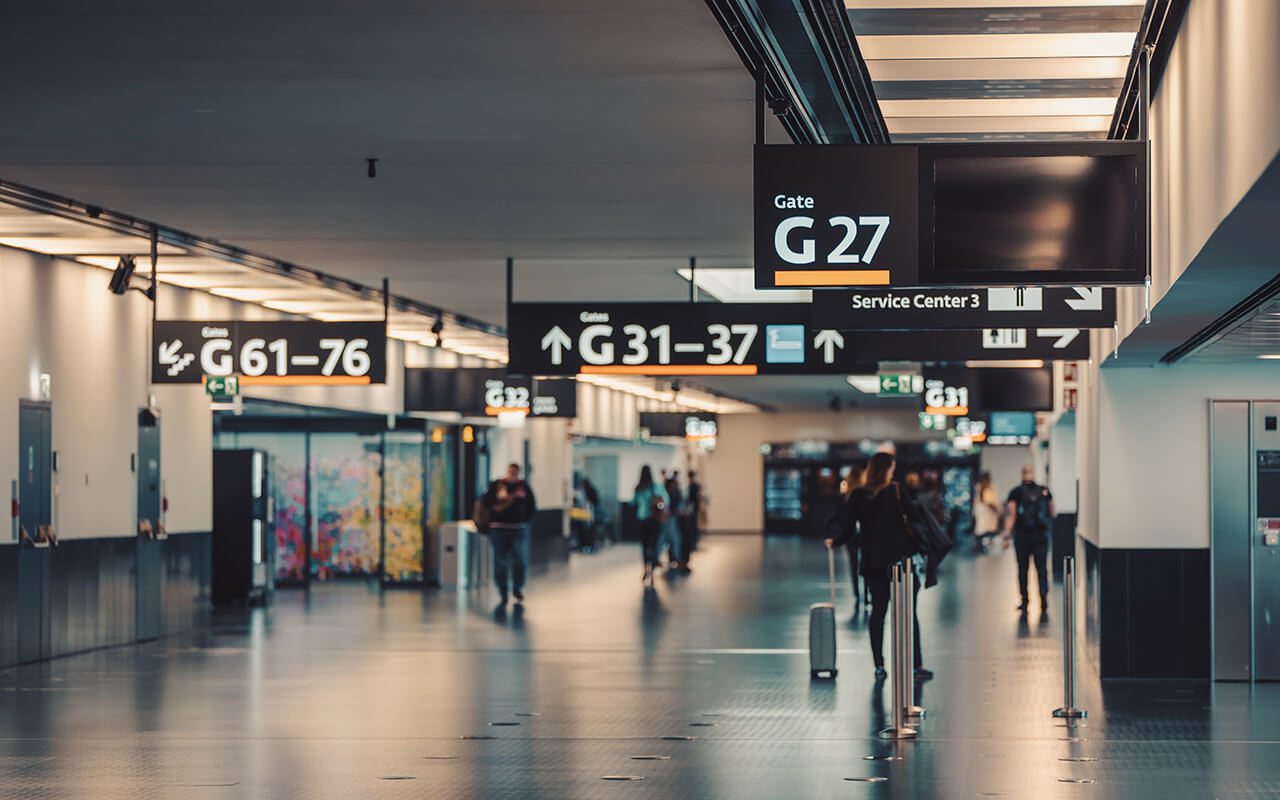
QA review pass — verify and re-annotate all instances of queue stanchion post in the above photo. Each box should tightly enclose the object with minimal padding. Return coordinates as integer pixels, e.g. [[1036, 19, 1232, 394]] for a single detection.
[[1052, 555, 1087, 719], [879, 561, 917, 740], [904, 559, 924, 722]]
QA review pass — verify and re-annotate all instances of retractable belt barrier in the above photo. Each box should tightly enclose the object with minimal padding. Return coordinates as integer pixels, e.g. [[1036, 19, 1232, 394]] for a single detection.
[[1053, 556, 1087, 719], [879, 560, 918, 740]]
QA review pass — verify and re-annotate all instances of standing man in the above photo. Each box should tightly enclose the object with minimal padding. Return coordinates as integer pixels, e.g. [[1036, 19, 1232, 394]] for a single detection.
[[482, 463, 537, 606], [1002, 465, 1054, 613], [682, 471, 703, 566]]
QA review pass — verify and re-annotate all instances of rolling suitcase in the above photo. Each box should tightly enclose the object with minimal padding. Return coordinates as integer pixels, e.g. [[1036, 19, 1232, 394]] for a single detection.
[[809, 547, 838, 679]]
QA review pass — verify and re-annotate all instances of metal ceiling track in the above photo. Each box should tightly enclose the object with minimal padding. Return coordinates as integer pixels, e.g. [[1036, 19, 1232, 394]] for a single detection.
[[1160, 272, 1280, 364], [0, 178, 505, 338], [1109, 0, 1190, 140], [705, 0, 889, 145]]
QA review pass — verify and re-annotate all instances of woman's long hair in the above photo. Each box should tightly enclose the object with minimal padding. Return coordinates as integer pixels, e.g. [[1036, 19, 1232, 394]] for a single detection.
[[636, 465, 654, 493], [864, 452, 895, 496]]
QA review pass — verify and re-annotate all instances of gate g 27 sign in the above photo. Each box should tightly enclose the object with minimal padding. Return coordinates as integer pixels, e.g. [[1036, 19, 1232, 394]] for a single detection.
[[755, 145, 918, 289], [152, 321, 386, 385]]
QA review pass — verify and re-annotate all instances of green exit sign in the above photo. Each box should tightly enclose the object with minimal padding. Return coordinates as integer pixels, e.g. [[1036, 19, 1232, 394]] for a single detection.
[[879, 373, 916, 396], [918, 412, 947, 431], [204, 376, 240, 396]]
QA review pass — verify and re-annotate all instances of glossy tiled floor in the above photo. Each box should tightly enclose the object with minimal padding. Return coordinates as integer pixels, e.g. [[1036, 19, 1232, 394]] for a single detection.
[[1, 537, 1277, 799]]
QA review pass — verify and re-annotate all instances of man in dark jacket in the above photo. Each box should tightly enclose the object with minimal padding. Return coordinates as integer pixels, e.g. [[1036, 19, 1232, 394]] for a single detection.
[[1003, 465, 1054, 613], [482, 463, 537, 605]]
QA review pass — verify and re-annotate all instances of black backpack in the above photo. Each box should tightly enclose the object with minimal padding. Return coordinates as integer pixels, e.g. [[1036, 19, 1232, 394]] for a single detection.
[[1015, 483, 1051, 534]]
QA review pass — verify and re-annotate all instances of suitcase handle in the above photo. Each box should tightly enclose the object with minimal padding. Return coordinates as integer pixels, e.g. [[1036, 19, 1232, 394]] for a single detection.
[[828, 545, 836, 607]]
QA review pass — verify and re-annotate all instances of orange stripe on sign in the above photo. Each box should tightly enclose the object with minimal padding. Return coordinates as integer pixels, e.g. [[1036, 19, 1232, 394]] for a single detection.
[[238, 375, 373, 386], [485, 406, 529, 416], [924, 406, 969, 416], [580, 365, 758, 376], [774, 269, 892, 286]]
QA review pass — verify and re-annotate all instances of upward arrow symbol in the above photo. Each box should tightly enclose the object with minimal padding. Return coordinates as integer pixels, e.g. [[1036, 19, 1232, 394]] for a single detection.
[[1065, 287, 1103, 311], [814, 329, 845, 364], [541, 326, 572, 365]]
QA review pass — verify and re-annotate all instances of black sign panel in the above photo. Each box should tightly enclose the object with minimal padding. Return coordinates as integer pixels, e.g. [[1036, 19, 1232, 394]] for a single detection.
[[404, 368, 575, 417], [638, 412, 718, 439], [921, 366, 1052, 414], [850, 328, 1090, 362], [152, 320, 386, 384], [507, 302, 870, 376], [755, 145, 919, 289], [811, 286, 1116, 330], [755, 141, 1147, 288], [508, 302, 1086, 374]]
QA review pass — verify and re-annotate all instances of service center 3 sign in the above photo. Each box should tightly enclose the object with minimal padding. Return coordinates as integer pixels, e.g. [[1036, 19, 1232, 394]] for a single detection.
[[152, 321, 386, 385], [811, 286, 1116, 330], [755, 145, 918, 289]]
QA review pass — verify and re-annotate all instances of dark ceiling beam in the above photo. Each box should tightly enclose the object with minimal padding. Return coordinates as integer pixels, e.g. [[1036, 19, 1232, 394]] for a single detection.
[[0, 178, 506, 337], [705, 0, 889, 145], [1109, 0, 1190, 140]]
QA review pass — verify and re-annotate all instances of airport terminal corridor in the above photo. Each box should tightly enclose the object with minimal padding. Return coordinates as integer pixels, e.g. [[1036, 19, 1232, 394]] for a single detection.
[[2, 539, 1273, 800]]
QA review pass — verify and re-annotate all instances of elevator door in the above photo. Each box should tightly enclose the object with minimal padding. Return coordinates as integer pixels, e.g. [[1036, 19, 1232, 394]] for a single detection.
[[17, 402, 52, 663], [1253, 402, 1280, 680]]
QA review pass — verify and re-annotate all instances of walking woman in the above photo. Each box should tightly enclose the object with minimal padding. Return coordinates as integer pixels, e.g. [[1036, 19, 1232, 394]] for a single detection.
[[972, 471, 1001, 553], [825, 452, 927, 679], [838, 465, 868, 612], [634, 466, 670, 587]]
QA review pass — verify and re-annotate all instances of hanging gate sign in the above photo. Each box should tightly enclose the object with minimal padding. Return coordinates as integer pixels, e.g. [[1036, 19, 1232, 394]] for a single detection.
[[152, 320, 386, 385]]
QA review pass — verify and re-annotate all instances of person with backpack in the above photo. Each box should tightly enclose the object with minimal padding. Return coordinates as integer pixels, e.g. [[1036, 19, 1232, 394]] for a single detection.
[[1002, 465, 1055, 613], [634, 465, 670, 587], [480, 463, 537, 606]]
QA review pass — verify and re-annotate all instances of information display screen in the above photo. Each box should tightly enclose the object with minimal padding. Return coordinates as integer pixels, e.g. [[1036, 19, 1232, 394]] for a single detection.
[[920, 142, 1146, 285], [989, 411, 1036, 438]]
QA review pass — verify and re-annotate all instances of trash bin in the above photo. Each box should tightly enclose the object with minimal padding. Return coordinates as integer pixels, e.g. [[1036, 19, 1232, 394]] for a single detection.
[[440, 521, 483, 590]]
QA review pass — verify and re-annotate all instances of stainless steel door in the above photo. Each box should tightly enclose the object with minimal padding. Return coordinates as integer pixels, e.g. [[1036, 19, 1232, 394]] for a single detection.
[[1253, 402, 1280, 680], [1212, 401, 1251, 680]]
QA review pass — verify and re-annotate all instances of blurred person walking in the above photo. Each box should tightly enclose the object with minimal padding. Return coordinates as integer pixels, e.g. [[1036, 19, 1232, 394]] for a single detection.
[[634, 466, 670, 587], [480, 463, 537, 606], [662, 471, 686, 571], [972, 472, 1001, 553]]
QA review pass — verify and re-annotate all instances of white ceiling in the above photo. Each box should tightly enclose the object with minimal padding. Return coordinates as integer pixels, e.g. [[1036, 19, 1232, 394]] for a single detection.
[[0, 0, 787, 330], [847, 0, 1145, 141]]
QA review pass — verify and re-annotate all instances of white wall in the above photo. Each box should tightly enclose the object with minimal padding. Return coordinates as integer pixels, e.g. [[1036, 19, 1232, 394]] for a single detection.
[[1114, 0, 1280, 341], [0, 246, 212, 538], [1048, 413, 1078, 514], [705, 409, 930, 532], [1092, 363, 1280, 549], [573, 440, 682, 503]]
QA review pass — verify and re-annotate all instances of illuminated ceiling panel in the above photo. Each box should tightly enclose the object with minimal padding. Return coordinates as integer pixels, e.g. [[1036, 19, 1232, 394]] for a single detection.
[[847, 1, 1144, 141]]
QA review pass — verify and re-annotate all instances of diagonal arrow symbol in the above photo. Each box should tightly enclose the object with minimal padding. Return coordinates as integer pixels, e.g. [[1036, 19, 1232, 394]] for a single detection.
[[814, 329, 845, 364], [1036, 328, 1081, 349], [1065, 287, 1102, 312], [540, 326, 572, 366], [158, 339, 184, 364]]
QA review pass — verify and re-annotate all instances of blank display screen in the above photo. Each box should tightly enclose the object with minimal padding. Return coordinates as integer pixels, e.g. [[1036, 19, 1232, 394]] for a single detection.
[[933, 155, 1140, 274]]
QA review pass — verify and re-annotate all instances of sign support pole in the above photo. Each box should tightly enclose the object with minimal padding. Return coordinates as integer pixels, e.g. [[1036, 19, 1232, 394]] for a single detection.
[[755, 79, 765, 146], [1141, 43, 1153, 325], [380, 277, 389, 589], [689, 256, 697, 304], [506, 257, 514, 320]]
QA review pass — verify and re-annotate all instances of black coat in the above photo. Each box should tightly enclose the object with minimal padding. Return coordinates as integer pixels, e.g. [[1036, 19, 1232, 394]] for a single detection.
[[833, 483, 918, 575]]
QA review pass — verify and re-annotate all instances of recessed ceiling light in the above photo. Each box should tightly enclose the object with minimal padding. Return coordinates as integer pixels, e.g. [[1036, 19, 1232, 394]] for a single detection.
[[1258, 355, 1280, 360]]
